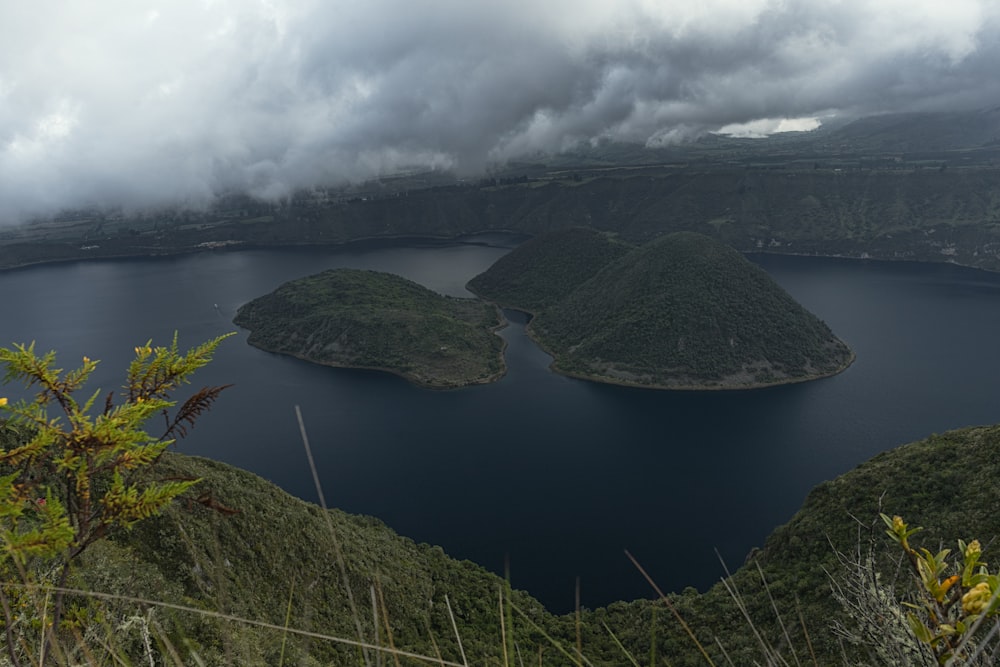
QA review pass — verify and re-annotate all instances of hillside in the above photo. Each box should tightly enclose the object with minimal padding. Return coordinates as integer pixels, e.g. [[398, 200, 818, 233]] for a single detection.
[[578, 423, 1000, 666], [83, 452, 568, 666], [466, 227, 634, 312], [6, 405, 1000, 665], [23, 423, 1000, 666], [473, 230, 854, 389], [233, 268, 505, 388], [7, 165, 1000, 275]]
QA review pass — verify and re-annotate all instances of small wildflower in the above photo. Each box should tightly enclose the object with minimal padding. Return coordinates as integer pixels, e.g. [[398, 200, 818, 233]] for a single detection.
[[966, 540, 982, 559], [892, 515, 906, 533], [0, 397, 7, 407], [962, 582, 992, 615]]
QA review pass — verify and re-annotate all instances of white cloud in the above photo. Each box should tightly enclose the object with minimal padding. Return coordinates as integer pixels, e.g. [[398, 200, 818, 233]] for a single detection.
[[0, 0, 998, 221], [717, 117, 822, 138]]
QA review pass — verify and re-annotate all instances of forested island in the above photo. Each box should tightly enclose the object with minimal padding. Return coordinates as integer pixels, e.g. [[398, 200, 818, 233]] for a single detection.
[[234, 230, 852, 391], [233, 268, 505, 388], [470, 229, 854, 389]]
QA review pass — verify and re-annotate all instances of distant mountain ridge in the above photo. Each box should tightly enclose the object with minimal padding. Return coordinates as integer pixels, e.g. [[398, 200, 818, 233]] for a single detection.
[[470, 230, 854, 389], [6, 106, 1000, 274]]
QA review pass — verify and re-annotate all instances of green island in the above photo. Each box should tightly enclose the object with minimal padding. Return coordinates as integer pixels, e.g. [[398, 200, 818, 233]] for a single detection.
[[233, 268, 505, 388], [470, 229, 854, 389]]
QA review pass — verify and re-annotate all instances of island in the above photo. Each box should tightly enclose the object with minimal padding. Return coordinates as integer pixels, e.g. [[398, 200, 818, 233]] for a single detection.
[[234, 268, 506, 388], [469, 229, 854, 389]]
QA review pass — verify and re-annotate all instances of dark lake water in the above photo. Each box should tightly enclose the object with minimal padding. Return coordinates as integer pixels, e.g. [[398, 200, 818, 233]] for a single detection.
[[4, 236, 1000, 613]]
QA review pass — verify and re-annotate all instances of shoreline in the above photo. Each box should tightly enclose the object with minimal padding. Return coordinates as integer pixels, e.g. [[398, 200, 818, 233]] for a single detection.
[[463, 289, 859, 392], [4, 228, 1000, 278], [524, 319, 857, 392], [0, 229, 531, 275]]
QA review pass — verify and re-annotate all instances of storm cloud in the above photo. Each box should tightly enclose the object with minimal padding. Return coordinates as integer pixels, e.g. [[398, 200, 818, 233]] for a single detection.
[[1, 0, 998, 221]]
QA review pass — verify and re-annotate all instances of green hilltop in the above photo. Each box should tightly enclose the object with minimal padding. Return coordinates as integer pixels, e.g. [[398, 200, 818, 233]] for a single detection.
[[471, 230, 854, 389], [466, 227, 634, 312], [233, 268, 505, 388]]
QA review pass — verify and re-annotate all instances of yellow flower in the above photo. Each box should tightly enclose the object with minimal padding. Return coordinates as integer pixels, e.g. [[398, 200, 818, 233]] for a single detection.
[[966, 540, 982, 559], [892, 515, 906, 533], [0, 397, 7, 407], [962, 582, 992, 615], [82, 356, 90, 364]]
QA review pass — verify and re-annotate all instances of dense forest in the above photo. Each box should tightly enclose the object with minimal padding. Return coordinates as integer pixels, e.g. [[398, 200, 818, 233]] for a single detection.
[[471, 230, 854, 388], [467, 227, 634, 312], [234, 268, 505, 388], [3, 420, 998, 665]]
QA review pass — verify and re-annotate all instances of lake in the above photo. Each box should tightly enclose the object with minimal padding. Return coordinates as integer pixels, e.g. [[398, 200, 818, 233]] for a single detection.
[[3, 236, 1000, 613]]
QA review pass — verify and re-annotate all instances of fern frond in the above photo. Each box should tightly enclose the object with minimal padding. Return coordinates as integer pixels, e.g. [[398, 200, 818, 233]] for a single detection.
[[160, 384, 232, 441]]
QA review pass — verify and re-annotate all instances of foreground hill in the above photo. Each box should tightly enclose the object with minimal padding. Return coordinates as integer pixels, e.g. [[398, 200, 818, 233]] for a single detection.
[[1, 411, 993, 664], [86, 453, 565, 666], [233, 268, 505, 388], [34, 422, 1000, 665], [582, 423, 1000, 665], [472, 231, 853, 389]]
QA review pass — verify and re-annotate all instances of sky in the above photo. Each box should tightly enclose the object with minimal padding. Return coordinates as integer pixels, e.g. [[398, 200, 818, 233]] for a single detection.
[[1, 0, 998, 223]]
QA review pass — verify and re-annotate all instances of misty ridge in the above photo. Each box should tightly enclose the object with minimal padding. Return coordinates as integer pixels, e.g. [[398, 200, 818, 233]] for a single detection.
[[3, 0, 1000, 224]]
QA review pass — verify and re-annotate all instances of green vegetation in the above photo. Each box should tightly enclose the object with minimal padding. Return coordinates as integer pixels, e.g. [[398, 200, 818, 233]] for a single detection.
[[563, 424, 1000, 666], [471, 231, 853, 388], [0, 335, 231, 664], [879, 513, 1000, 664], [466, 227, 634, 312], [8, 415, 1000, 664], [3, 338, 1000, 664], [234, 269, 505, 388]]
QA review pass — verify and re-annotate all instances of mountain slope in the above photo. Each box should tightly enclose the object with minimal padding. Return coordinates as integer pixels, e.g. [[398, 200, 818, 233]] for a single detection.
[[87, 452, 566, 666], [12, 421, 999, 665], [473, 230, 853, 388], [577, 423, 1000, 666], [466, 227, 634, 312], [534, 232, 853, 388]]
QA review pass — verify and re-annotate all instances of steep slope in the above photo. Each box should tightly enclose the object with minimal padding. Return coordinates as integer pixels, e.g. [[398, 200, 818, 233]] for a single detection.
[[583, 423, 1000, 665], [466, 227, 634, 312], [9, 421, 1000, 665], [529, 232, 853, 388], [89, 453, 570, 666], [234, 268, 504, 388], [820, 107, 1000, 152]]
